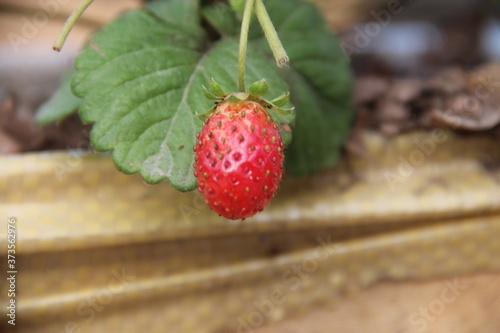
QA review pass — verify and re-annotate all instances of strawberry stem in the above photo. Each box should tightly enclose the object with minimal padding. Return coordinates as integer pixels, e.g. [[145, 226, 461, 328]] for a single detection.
[[254, 0, 289, 67], [52, 0, 95, 52], [237, 0, 256, 92]]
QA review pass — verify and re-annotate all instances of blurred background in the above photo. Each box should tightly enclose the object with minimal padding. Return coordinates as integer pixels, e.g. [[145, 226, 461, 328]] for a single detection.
[[1, 0, 500, 152], [1, 0, 500, 332]]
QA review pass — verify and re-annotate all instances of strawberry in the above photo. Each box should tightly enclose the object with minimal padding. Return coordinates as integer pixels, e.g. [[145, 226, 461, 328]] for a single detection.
[[194, 100, 284, 220]]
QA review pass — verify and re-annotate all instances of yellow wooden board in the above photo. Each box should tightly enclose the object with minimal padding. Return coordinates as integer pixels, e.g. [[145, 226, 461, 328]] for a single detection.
[[0, 130, 499, 332]]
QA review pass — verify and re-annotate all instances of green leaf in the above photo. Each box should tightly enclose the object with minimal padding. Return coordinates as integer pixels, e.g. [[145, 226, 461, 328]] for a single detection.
[[72, 0, 293, 191], [146, 0, 203, 36], [202, 0, 354, 175], [35, 68, 81, 125], [254, 0, 354, 176], [201, 2, 240, 37]]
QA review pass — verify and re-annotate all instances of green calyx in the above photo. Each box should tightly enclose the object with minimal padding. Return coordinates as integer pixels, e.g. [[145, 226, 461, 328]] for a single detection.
[[198, 78, 294, 120], [248, 79, 269, 97]]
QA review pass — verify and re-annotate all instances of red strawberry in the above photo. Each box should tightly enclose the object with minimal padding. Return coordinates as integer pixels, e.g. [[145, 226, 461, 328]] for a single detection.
[[194, 100, 284, 220]]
